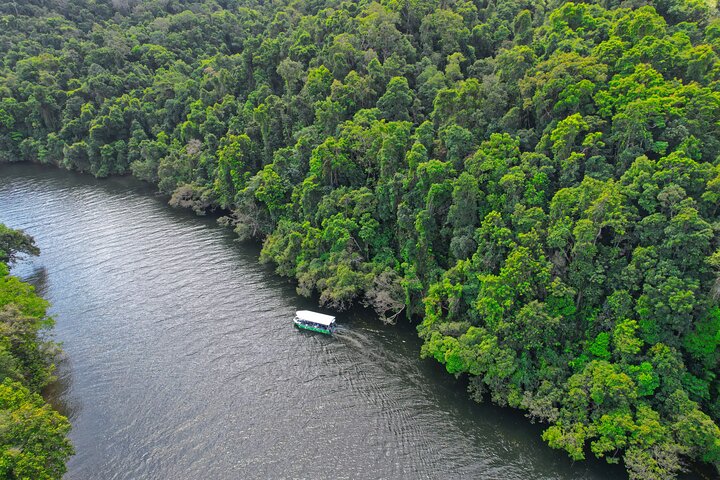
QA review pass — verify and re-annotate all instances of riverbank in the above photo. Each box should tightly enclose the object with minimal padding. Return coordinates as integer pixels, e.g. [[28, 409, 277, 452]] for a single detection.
[[0, 217, 73, 479], [0, 163, 630, 479]]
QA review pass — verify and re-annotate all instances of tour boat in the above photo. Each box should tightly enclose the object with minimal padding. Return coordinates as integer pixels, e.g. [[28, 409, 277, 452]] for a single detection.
[[293, 310, 336, 335]]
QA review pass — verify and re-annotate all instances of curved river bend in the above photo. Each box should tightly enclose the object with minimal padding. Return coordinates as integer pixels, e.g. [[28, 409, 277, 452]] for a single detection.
[[0, 164, 628, 479]]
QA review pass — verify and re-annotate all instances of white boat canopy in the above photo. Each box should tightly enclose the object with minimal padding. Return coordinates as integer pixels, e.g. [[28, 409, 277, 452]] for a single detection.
[[296, 310, 335, 326]]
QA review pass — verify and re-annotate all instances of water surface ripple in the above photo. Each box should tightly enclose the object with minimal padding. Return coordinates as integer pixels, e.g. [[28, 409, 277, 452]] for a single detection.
[[0, 164, 626, 479]]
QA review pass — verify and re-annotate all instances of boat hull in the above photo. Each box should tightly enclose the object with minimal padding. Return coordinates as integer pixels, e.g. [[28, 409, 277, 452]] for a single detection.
[[293, 319, 334, 335]]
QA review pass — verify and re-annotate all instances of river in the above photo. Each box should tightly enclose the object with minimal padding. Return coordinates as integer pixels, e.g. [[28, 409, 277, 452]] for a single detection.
[[0, 163, 631, 479]]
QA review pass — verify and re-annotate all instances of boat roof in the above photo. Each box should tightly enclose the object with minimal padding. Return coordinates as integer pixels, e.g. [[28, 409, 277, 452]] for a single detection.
[[296, 310, 335, 326]]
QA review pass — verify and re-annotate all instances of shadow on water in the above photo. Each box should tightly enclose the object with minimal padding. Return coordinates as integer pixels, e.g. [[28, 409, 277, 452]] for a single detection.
[[42, 354, 76, 420], [21, 264, 49, 296]]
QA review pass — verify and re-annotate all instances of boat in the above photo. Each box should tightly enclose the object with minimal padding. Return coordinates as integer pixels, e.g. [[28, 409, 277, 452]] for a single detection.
[[293, 310, 336, 335]]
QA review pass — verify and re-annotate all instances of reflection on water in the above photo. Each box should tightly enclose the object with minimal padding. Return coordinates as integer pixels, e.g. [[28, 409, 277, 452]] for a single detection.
[[20, 264, 49, 296], [42, 354, 76, 420], [0, 163, 636, 479]]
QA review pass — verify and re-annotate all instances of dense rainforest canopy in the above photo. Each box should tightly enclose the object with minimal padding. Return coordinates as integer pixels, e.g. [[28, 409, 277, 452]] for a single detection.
[[1, 0, 720, 477]]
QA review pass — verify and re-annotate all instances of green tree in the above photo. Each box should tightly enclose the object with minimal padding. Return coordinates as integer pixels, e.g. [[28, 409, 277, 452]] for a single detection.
[[377, 77, 413, 122], [0, 380, 73, 480], [0, 226, 39, 265]]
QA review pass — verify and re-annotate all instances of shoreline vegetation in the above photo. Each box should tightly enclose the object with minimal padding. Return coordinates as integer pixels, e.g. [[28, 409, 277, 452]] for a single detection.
[[0, 224, 73, 479], [1, 0, 720, 477]]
